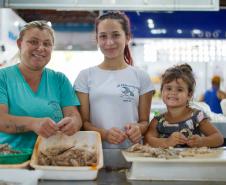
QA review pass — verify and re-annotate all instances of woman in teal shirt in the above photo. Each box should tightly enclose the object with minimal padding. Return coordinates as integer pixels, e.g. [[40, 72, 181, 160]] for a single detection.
[[0, 20, 82, 148]]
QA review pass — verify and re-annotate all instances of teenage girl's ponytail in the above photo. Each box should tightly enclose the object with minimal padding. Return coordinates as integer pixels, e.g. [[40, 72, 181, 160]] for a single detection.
[[124, 45, 133, 65]]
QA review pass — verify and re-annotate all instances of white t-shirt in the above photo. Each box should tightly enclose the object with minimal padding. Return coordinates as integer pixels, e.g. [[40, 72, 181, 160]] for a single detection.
[[74, 66, 154, 148]]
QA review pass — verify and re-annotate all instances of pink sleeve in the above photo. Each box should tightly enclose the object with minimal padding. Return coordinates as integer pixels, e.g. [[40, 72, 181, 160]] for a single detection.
[[197, 111, 209, 122]]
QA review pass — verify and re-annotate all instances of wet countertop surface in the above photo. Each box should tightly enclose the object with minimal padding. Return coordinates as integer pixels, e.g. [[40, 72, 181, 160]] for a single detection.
[[39, 168, 226, 185], [38, 149, 226, 185]]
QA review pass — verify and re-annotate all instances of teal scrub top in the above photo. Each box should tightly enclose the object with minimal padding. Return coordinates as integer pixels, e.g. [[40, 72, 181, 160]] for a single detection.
[[0, 64, 80, 148]]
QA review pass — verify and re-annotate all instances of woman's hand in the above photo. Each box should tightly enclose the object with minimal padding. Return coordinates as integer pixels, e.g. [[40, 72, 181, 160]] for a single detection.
[[32, 118, 58, 138], [105, 128, 127, 144], [186, 135, 203, 147], [125, 124, 142, 144], [57, 117, 81, 136], [167, 132, 188, 147]]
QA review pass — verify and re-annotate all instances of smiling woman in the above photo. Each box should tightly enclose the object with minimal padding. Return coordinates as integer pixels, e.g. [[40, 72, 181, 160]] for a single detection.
[[18, 28, 53, 74], [0, 20, 82, 149]]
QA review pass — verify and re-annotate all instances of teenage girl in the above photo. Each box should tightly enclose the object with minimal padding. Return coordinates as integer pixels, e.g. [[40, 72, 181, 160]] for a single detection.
[[74, 11, 154, 149]]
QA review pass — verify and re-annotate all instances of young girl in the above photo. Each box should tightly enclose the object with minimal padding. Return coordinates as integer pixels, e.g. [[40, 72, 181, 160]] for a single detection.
[[74, 11, 154, 149], [145, 64, 224, 148]]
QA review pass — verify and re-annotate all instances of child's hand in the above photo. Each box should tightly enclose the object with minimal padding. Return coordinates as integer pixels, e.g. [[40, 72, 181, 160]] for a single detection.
[[167, 132, 188, 147], [124, 124, 142, 144], [186, 135, 203, 147], [105, 127, 127, 144]]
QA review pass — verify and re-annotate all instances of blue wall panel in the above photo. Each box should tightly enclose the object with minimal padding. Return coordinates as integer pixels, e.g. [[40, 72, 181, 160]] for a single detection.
[[126, 10, 226, 39]]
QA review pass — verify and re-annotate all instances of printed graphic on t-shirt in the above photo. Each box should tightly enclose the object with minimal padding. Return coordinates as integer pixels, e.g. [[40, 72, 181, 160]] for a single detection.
[[117, 83, 139, 102], [48, 100, 63, 122]]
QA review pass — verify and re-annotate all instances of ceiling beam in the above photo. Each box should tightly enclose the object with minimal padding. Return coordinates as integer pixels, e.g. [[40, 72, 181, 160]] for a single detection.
[[2, 0, 220, 11]]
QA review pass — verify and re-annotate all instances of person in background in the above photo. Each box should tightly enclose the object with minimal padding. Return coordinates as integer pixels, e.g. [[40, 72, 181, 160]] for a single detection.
[[144, 64, 224, 148], [74, 11, 154, 149], [200, 75, 226, 114], [0, 20, 82, 149]]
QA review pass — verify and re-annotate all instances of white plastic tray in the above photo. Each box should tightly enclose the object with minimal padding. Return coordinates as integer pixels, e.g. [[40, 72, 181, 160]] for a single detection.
[[30, 131, 103, 180], [0, 160, 30, 169], [122, 147, 226, 181], [0, 169, 42, 185]]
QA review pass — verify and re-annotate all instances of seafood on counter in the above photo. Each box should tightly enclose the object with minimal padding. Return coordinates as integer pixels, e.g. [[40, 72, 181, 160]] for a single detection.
[[38, 145, 97, 166], [179, 147, 222, 157], [126, 143, 222, 159], [0, 144, 22, 155], [30, 132, 103, 180], [127, 143, 180, 159]]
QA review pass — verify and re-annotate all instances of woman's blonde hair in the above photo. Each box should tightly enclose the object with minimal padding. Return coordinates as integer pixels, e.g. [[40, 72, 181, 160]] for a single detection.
[[18, 20, 55, 43]]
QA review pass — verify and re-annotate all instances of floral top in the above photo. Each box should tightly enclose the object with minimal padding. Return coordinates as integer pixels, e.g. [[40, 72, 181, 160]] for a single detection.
[[155, 109, 209, 139]]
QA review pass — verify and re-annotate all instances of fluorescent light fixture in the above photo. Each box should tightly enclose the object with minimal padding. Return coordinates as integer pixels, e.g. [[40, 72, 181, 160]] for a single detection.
[[192, 29, 202, 34], [151, 29, 167, 34], [177, 29, 183, 34], [2, 0, 219, 11], [147, 19, 155, 29]]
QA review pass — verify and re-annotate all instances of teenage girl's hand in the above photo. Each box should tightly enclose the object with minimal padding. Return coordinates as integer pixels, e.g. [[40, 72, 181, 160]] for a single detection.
[[57, 117, 80, 136], [105, 127, 128, 144], [167, 132, 188, 147], [186, 135, 203, 147], [32, 118, 59, 138], [124, 124, 142, 144]]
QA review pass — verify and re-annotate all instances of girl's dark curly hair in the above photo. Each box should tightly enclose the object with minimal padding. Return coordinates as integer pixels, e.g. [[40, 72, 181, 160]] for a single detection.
[[161, 63, 196, 96]]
